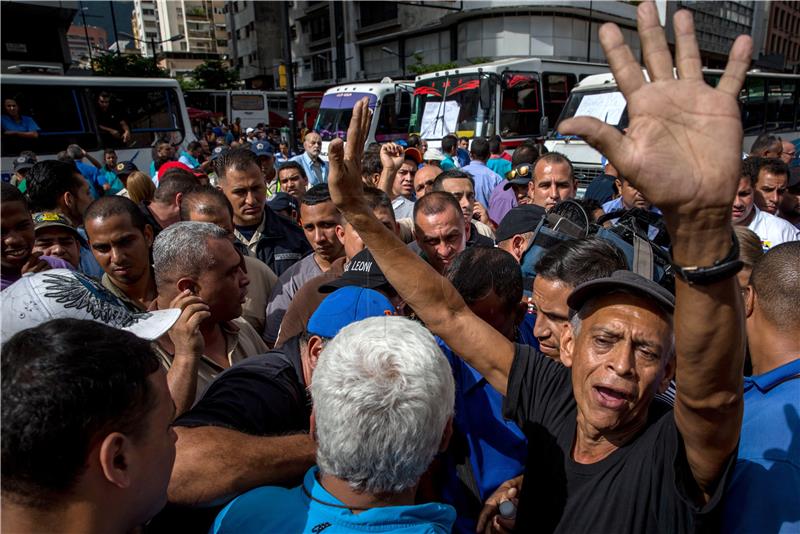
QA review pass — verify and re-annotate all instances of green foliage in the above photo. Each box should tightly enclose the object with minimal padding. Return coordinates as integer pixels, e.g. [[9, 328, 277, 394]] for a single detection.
[[190, 60, 239, 89], [92, 53, 167, 78], [468, 57, 492, 65], [407, 61, 459, 75], [177, 74, 200, 91]]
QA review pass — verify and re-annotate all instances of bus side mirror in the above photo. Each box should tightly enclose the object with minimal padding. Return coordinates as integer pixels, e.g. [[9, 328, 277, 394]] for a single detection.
[[539, 116, 549, 135], [480, 78, 492, 110]]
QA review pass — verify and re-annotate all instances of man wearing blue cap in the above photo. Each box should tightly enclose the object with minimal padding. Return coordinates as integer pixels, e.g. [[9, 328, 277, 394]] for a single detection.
[[212, 306, 455, 534], [163, 287, 398, 531], [251, 141, 279, 198]]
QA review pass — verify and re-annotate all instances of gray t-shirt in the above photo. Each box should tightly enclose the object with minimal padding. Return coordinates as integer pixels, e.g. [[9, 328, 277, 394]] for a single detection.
[[264, 253, 322, 344], [392, 196, 415, 220]]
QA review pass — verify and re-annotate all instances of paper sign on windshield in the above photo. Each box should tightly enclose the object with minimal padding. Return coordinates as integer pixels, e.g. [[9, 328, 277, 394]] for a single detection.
[[420, 101, 460, 138], [574, 92, 627, 125]]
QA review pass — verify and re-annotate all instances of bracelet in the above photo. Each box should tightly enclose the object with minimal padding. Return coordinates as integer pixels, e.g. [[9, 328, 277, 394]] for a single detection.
[[670, 231, 743, 285]]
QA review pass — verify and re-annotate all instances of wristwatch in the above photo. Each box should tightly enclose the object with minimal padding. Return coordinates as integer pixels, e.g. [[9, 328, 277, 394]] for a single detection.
[[670, 231, 743, 285]]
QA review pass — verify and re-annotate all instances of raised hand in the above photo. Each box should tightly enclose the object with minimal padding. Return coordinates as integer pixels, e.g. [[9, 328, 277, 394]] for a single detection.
[[559, 3, 752, 220], [380, 142, 405, 173], [328, 97, 372, 211], [166, 289, 210, 359]]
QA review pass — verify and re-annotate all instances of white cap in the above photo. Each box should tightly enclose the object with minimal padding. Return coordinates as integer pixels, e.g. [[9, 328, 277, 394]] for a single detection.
[[423, 148, 445, 161], [246, 127, 255, 135], [1, 270, 181, 344]]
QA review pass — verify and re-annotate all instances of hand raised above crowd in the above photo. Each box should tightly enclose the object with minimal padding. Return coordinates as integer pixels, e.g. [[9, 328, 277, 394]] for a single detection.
[[559, 3, 752, 223]]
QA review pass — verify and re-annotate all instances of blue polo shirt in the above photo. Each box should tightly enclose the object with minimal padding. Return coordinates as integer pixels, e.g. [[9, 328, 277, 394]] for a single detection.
[[722, 358, 800, 534], [437, 336, 533, 534], [212, 466, 455, 533], [1, 114, 39, 133]]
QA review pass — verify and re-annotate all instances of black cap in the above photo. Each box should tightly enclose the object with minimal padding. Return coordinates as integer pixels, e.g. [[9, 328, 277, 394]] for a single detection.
[[319, 248, 392, 293], [567, 270, 675, 314], [115, 161, 138, 176], [495, 205, 546, 243], [503, 176, 532, 190], [13, 155, 36, 172], [267, 192, 298, 213]]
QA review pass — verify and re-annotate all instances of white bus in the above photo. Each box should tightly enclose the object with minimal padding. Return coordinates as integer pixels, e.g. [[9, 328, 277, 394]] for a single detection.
[[184, 89, 269, 130], [409, 58, 608, 150], [314, 79, 414, 160], [1, 75, 195, 177], [547, 70, 800, 188]]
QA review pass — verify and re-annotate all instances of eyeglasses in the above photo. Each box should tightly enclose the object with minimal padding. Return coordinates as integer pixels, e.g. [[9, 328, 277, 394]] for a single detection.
[[506, 164, 533, 180]]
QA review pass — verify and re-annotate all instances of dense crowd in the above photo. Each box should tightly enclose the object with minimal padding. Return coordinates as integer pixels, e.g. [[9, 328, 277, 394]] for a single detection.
[[2, 4, 799, 534]]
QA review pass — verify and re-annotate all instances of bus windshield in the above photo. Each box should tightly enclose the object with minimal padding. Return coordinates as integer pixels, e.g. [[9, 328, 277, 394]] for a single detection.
[[410, 74, 487, 140], [315, 92, 377, 141], [554, 88, 629, 134]]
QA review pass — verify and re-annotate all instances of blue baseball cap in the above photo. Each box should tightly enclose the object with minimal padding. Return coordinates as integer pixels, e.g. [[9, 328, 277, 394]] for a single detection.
[[251, 141, 274, 157], [307, 286, 394, 338], [267, 192, 299, 213], [210, 146, 229, 161]]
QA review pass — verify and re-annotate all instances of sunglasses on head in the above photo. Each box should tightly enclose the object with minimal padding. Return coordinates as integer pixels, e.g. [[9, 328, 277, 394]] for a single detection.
[[506, 164, 533, 180]]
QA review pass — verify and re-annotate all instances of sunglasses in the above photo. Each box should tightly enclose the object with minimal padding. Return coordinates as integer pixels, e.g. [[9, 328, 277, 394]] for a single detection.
[[506, 164, 533, 180]]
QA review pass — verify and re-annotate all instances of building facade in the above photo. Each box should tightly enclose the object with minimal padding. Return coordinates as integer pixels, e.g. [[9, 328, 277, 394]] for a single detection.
[[225, 0, 282, 89], [763, 0, 800, 71], [130, 0, 229, 76]]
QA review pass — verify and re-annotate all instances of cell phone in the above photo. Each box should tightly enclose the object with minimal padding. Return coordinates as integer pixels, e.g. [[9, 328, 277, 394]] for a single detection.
[[499, 500, 517, 520]]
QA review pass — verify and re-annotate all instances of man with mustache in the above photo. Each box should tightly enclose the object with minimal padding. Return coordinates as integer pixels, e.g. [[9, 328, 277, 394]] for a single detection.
[[328, 4, 751, 532]]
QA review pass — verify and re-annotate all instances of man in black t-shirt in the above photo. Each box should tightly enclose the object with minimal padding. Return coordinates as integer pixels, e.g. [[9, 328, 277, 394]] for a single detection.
[[327, 4, 750, 532], [95, 91, 131, 148]]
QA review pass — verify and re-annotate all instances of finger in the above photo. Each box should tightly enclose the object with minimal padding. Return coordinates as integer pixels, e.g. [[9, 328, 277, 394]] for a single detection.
[[476, 504, 497, 532], [559, 116, 634, 175], [358, 98, 372, 151], [717, 34, 752, 98], [637, 1, 674, 82], [328, 138, 345, 174], [673, 10, 703, 80], [598, 23, 645, 96], [186, 310, 211, 329], [344, 100, 365, 162]]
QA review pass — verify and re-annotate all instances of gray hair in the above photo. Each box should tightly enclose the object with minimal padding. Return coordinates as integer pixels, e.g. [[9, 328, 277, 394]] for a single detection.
[[311, 316, 455, 495], [152, 221, 228, 287]]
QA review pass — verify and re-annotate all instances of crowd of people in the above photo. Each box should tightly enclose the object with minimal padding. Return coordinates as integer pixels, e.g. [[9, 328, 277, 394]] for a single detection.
[[2, 4, 799, 533]]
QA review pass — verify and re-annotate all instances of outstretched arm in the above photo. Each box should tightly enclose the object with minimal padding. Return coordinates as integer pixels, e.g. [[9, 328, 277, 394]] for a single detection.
[[560, 2, 749, 497], [328, 100, 516, 395]]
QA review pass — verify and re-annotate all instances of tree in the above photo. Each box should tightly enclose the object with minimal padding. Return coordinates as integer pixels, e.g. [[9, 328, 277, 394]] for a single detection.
[[190, 60, 239, 90], [92, 53, 167, 78]]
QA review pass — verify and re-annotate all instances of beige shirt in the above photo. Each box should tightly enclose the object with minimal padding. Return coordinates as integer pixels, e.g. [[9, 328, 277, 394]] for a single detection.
[[153, 317, 268, 402], [241, 255, 278, 335], [101, 273, 148, 312], [234, 214, 267, 257]]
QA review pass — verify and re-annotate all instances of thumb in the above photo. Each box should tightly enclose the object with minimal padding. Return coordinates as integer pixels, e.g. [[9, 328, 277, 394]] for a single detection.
[[558, 116, 631, 172], [507, 487, 517, 498]]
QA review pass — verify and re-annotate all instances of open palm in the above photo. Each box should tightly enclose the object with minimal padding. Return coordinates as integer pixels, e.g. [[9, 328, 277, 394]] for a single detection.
[[560, 4, 752, 216]]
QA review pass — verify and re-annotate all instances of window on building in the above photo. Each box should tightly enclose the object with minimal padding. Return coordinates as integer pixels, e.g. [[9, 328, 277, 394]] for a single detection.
[[308, 11, 330, 42], [312, 52, 332, 81], [359, 2, 397, 28], [500, 72, 542, 138]]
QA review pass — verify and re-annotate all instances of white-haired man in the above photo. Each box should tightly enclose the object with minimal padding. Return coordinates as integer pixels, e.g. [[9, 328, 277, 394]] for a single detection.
[[211, 316, 456, 533]]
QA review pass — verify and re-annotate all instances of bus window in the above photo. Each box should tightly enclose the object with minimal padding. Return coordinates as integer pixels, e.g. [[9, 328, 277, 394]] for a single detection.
[[108, 88, 185, 149], [1, 85, 96, 157], [739, 77, 766, 135], [376, 92, 411, 142], [231, 94, 265, 111], [543, 73, 577, 129], [766, 79, 797, 131], [500, 72, 541, 138]]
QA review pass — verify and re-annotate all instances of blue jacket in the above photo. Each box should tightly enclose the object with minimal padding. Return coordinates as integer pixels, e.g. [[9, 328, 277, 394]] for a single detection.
[[212, 467, 456, 533]]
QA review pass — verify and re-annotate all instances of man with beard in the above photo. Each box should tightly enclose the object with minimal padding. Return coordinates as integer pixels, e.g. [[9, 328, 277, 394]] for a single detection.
[[290, 131, 327, 185], [264, 184, 345, 345]]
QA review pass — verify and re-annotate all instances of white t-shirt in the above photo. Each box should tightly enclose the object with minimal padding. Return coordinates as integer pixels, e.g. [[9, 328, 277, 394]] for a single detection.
[[747, 207, 800, 251]]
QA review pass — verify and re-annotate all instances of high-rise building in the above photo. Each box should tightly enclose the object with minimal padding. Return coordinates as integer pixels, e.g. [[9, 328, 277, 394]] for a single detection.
[[225, 0, 282, 89], [131, 0, 229, 76], [67, 24, 108, 68], [763, 1, 800, 71]]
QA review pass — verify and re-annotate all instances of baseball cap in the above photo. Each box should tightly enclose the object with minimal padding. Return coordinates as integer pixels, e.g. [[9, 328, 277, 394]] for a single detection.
[[319, 248, 391, 293], [495, 205, 547, 243], [251, 141, 274, 158], [423, 148, 445, 161], [246, 127, 255, 135], [1, 270, 181, 344], [567, 269, 675, 314], [307, 286, 394, 338], [114, 161, 138, 176], [210, 145, 229, 161], [404, 147, 423, 165], [268, 192, 299, 213], [13, 155, 36, 173], [32, 212, 80, 238], [157, 161, 192, 176]]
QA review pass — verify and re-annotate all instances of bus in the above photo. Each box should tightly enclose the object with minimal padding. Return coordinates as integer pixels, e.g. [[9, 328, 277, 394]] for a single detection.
[[262, 91, 323, 130], [547, 70, 800, 188], [184, 90, 268, 130], [315, 79, 413, 160], [1, 75, 195, 178], [409, 58, 608, 151]]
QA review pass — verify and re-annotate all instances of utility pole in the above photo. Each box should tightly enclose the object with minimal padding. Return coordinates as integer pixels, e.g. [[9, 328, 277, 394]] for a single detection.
[[80, 3, 94, 72], [586, 0, 593, 63], [282, 1, 298, 154], [109, 1, 121, 57]]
